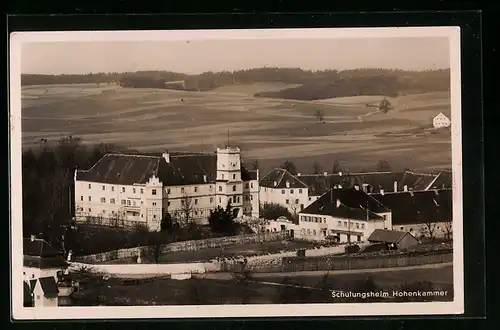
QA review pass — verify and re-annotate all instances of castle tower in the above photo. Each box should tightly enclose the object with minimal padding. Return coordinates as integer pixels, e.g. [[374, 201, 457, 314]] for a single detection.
[[216, 147, 242, 182]]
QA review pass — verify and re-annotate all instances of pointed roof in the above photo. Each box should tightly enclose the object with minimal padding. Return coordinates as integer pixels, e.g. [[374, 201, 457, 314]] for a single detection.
[[368, 229, 416, 244], [400, 171, 438, 191], [301, 188, 390, 221], [424, 170, 453, 190], [259, 168, 308, 189], [37, 277, 59, 298]]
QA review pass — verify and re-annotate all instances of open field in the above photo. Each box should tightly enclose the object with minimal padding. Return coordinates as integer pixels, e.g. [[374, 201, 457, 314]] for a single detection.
[[21, 83, 452, 174]]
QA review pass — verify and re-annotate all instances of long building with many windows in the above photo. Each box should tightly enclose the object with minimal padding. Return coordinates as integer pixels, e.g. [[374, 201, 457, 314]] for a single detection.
[[74, 147, 259, 231]]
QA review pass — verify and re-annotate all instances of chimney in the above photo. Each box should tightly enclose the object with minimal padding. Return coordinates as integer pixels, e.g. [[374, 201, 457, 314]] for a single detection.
[[380, 189, 385, 196], [297, 173, 301, 176], [354, 184, 360, 191], [203, 174, 207, 183], [286, 181, 290, 188], [162, 152, 170, 163], [30, 234, 35, 242], [338, 172, 342, 176], [336, 199, 341, 208], [403, 185, 408, 192], [323, 171, 328, 176], [394, 181, 398, 192]]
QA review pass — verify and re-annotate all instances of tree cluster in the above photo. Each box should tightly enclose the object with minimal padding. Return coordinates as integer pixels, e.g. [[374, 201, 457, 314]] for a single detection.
[[208, 203, 238, 235]]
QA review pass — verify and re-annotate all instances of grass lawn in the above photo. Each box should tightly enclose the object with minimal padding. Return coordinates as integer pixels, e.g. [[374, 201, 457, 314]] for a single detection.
[[21, 85, 451, 174]]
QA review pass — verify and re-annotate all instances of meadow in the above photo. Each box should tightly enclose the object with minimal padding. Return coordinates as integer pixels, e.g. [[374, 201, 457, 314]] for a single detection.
[[21, 83, 452, 174]]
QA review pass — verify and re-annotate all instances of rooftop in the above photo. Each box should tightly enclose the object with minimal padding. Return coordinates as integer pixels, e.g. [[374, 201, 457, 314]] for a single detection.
[[23, 237, 62, 258], [368, 229, 416, 244], [259, 168, 309, 189], [300, 188, 390, 221]]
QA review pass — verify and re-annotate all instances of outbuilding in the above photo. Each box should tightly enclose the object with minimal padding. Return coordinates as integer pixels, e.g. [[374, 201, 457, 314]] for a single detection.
[[367, 229, 419, 250]]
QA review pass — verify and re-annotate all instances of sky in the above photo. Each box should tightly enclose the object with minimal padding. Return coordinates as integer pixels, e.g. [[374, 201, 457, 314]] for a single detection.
[[21, 37, 450, 75]]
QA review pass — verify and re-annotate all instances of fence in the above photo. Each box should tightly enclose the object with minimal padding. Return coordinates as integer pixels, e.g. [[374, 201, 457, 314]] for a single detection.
[[227, 249, 453, 273], [75, 231, 290, 263]]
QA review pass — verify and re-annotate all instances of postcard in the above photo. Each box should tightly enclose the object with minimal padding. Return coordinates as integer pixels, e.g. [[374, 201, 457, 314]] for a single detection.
[[10, 26, 463, 319]]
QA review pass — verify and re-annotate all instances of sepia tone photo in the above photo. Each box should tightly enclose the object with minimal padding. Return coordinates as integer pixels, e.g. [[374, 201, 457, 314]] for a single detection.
[[10, 27, 463, 319]]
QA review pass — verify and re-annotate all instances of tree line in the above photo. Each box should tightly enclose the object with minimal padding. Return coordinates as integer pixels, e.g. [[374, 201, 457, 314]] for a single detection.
[[21, 67, 450, 98]]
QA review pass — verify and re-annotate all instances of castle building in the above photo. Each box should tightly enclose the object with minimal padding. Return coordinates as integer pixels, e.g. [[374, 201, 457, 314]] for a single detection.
[[74, 147, 259, 231]]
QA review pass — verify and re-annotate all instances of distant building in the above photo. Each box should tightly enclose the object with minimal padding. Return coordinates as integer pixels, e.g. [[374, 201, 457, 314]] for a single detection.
[[74, 147, 259, 231], [23, 235, 68, 281], [432, 112, 451, 128], [367, 229, 419, 250], [259, 168, 310, 216], [297, 186, 392, 242], [265, 216, 299, 237], [370, 188, 452, 239]]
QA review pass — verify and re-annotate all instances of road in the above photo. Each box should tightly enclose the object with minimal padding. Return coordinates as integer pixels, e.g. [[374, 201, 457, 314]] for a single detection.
[[195, 262, 453, 281]]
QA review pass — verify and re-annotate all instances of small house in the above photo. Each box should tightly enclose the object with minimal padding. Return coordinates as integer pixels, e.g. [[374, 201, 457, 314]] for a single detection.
[[432, 112, 451, 128], [23, 235, 68, 281], [367, 229, 419, 250]]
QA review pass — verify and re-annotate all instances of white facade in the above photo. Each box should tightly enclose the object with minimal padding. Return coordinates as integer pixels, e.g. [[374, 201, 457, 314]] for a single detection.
[[432, 112, 451, 128], [31, 280, 58, 307], [74, 147, 259, 231], [259, 185, 309, 216]]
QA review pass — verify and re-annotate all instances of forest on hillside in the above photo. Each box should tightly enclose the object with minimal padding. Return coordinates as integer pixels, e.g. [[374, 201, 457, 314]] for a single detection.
[[21, 67, 450, 100]]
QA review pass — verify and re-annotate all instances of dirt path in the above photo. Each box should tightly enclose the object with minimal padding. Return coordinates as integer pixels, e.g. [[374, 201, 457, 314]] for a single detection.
[[196, 262, 453, 281]]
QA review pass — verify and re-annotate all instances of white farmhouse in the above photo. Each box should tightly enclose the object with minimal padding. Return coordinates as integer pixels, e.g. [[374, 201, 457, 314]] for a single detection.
[[432, 112, 451, 128], [74, 147, 259, 231], [298, 186, 392, 242]]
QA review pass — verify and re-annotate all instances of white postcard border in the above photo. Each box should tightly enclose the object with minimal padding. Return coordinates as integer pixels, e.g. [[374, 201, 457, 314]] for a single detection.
[[9, 26, 464, 319]]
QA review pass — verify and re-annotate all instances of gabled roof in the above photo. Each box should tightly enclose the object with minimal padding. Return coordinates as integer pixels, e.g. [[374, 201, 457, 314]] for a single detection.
[[259, 168, 308, 189], [24, 255, 69, 269], [301, 188, 390, 221], [75, 152, 237, 186], [38, 277, 59, 298], [297, 172, 405, 196], [371, 189, 452, 225], [399, 171, 438, 191], [425, 170, 453, 190], [23, 238, 62, 257], [368, 229, 414, 243]]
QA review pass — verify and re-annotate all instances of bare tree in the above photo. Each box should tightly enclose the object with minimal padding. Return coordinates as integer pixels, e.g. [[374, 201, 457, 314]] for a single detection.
[[247, 217, 269, 239], [312, 161, 322, 174], [314, 110, 325, 123], [420, 221, 438, 240], [376, 160, 392, 172], [443, 220, 453, 240], [180, 193, 194, 226]]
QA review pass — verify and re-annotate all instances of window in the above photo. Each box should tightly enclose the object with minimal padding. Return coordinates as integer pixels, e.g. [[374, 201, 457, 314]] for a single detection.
[[88, 208, 91, 212], [251, 183, 254, 188], [338, 220, 342, 226], [152, 189, 157, 195], [168, 202, 171, 207], [195, 199, 198, 205], [103, 210, 106, 214], [300, 204, 304, 210], [153, 202, 157, 206], [37, 295, 40, 300], [286, 199, 289, 204], [290, 189, 294, 194], [233, 196, 237, 203], [181, 187, 185, 193], [153, 215, 156, 219], [219, 186, 222, 192], [141, 201, 143, 205], [222, 174, 225, 180], [133, 188, 136, 194], [295, 199, 299, 204], [209, 185, 213, 191], [88, 196, 91, 202], [233, 185, 236, 192], [100, 197, 106, 203], [140, 188, 143, 194], [233, 174, 236, 180], [251, 195, 254, 200], [356, 223, 360, 229], [400, 226, 404, 230], [122, 187, 125, 193], [245, 195, 249, 201], [127, 200, 131, 206], [194, 187, 198, 193], [219, 197, 222, 203], [237, 196, 240, 203], [210, 197, 214, 203], [313, 230, 317, 235], [361, 223, 365, 229], [299, 189, 302, 194], [167, 188, 171, 194], [245, 183, 249, 188], [111, 186, 114, 192], [357, 236, 361, 242], [121, 200, 126, 205], [88, 184, 91, 189], [80, 196, 83, 201], [195, 211, 198, 216], [344, 221, 347, 227], [282, 190, 285, 194], [309, 197, 312, 201], [102, 185, 105, 191]]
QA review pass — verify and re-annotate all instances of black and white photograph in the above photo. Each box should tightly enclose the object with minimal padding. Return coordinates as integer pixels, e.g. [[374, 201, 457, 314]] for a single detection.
[[10, 27, 463, 319]]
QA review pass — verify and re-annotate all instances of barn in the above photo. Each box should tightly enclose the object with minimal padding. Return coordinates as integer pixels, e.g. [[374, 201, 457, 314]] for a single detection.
[[367, 229, 419, 250]]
